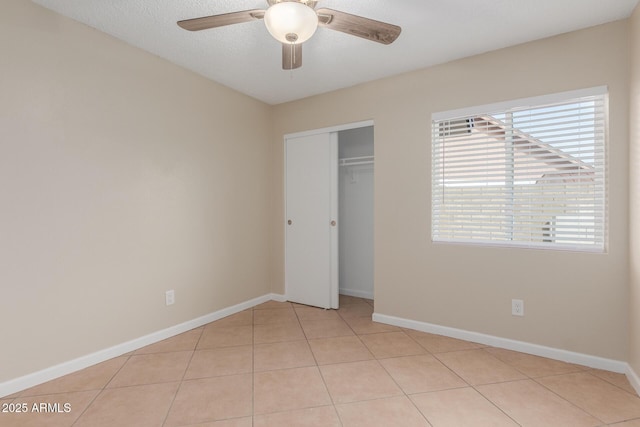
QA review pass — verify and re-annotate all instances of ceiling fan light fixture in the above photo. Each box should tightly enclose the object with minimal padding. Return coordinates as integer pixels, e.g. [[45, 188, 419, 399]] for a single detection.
[[264, 2, 318, 44]]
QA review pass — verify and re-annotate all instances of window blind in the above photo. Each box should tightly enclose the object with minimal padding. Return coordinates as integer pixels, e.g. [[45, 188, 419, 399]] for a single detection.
[[431, 87, 607, 252]]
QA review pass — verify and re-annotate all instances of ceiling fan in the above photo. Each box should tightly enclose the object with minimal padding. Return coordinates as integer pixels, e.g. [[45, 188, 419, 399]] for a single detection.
[[177, 0, 401, 70]]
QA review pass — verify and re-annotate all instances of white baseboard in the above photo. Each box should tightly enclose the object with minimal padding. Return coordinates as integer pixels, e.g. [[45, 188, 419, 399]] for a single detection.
[[627, 364, 640, 396], [0, 293, 285, 398], [373, 312, 629, 374], [339, 288, 374, 300], [270, 293, 288, 302]]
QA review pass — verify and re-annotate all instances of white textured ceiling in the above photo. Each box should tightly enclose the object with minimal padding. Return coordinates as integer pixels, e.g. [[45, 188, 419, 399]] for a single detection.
[[32, 0, 639, 105]]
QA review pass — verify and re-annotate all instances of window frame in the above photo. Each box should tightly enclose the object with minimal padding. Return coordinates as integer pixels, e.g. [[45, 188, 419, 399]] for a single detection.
[[430, 86, 608, 253]]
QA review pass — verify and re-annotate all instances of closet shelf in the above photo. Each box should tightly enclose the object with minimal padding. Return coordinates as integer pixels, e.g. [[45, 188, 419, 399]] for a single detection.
[[339, 156, 374, 166]]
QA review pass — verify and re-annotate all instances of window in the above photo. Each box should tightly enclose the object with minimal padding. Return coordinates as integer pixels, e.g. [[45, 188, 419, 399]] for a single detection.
[[431, 87, 607, 252]]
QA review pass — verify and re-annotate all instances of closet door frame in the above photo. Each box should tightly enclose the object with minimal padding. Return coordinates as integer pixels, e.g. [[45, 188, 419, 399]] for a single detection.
[[284, 120, 373, 309]]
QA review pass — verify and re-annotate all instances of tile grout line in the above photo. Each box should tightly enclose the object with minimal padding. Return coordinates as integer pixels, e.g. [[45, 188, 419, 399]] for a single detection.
[[292, 301, 345, 426], [373, 345, 435, 426], [420, 343, 530, 425], [462, 349, 607, 425], [338, 297, 435, 425], [70, 351, 135, 426], [586, 369, 640, 397], [160, 326, 204, 427], [343, 299, 437, 425], [386, 329, 511, 426], [468, 382, 525, 427], [409, 335, 475, 391], [529, 373, 608, 425], [428, 346, 526, 426]]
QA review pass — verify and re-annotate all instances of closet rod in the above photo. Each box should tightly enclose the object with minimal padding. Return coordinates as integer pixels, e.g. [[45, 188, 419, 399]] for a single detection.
[[340, 161, 374, 166], [339, 156, 374, 167]]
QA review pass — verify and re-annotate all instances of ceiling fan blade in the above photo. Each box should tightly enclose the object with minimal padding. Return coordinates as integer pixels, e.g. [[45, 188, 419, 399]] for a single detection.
[[282, 43, 303, 70], [178, 9, 265, 31], [316, 8, 401, 45]]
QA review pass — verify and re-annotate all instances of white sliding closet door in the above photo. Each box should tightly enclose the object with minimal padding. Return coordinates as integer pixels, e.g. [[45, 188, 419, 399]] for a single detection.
[[285, 132, 338, 309]]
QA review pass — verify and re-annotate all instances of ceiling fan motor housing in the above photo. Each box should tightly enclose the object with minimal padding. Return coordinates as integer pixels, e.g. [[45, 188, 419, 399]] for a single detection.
[[267, 0, 318, 7]]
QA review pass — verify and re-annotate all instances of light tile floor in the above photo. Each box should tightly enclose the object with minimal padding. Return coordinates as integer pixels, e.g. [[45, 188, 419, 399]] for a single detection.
[[3, 295, 640, 426]]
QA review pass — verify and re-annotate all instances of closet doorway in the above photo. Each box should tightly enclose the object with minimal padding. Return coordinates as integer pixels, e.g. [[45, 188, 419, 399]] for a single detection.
[[338, 126, 374, 300], [284, 121, 374, 309]]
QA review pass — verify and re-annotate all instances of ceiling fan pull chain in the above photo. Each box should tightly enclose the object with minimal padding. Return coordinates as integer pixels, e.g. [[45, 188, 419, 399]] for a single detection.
[[290, 42, 295, 78]]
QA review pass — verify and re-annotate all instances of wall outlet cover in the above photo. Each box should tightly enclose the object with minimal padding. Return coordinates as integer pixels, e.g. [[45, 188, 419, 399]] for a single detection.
[[165, 290, 175, 306], [512, 299, 524, 316]]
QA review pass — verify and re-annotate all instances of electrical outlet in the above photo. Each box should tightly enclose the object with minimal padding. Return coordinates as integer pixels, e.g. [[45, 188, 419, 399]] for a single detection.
[[165, 290, 175, 306], [512, 299, 524, 316]]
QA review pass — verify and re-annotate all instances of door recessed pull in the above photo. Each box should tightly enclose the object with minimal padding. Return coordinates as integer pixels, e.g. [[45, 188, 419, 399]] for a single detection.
[[287, 219, 292, 225], [330, 220, 337, 226]]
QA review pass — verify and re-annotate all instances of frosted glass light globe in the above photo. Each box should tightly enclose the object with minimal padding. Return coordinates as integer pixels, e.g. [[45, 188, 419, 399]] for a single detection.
[[264, 2, 318, 44]]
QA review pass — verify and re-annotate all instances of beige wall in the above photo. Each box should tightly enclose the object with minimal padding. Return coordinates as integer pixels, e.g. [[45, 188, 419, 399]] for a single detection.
[[272, 21, 630, 360], [0, 0, 273, 382], [630, 4, 640, 375]]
